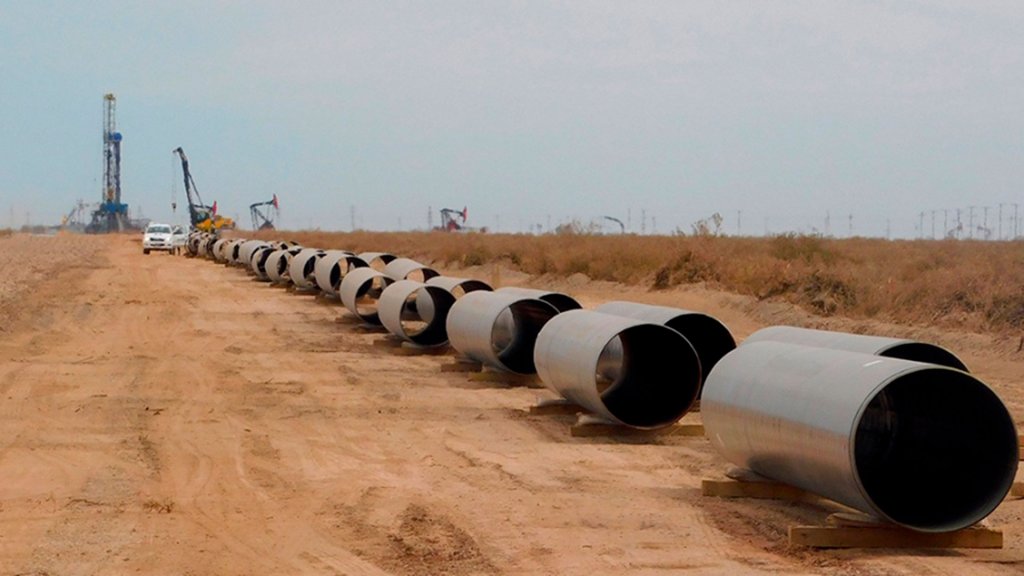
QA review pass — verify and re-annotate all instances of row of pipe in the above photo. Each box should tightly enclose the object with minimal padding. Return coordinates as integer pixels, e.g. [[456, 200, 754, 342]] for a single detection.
[[185, 231, 1018, 533]]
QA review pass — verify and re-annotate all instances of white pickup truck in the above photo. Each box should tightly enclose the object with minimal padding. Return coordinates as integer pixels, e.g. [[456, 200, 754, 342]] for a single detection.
[[142, 223, 181, 255]]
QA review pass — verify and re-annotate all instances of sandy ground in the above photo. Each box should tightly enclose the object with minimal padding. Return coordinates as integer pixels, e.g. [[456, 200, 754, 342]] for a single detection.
[[0, 233, 1022, 575]]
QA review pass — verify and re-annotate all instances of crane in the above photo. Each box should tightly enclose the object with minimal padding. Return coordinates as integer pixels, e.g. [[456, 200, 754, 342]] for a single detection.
[[172, 146, 235, 232], [250, 194, 279, 231], [602, 216, 625, 234]]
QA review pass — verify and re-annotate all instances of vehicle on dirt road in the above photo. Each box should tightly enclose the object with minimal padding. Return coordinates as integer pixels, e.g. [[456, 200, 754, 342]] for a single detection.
[[170, 225, 187, 255], [143, 223, 175, 255]]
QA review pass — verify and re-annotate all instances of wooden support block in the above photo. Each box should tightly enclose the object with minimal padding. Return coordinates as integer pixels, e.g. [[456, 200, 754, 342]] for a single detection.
[[570, 415, 705, 438], [467, 371, 541, 387], [392, 343, 450, 356], [440, 361, 483, 373], [529, 398, 583, 416], [789, 522, 1003, 549], [1010, 482, 1024, 498], [701, 478, 813, 501], [372, 337, 404, 349]]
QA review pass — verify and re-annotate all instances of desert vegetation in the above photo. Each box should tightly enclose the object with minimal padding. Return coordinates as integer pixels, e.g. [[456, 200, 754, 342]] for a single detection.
[[247, 229, 1024, 334]]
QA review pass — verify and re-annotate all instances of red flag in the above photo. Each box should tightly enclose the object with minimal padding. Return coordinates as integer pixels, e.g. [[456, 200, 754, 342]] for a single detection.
[[212, 201, 218, 215], [272, 194, 279, 209]]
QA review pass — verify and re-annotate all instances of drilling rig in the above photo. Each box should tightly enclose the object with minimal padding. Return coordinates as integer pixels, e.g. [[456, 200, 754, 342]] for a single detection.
[[250, 194, 279, 230], [86, 93, 129, 233]]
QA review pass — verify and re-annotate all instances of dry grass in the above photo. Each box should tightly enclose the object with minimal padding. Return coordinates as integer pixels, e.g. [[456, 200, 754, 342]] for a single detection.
[[0, 229, 12, 238], [244, 229, 1024, 334]]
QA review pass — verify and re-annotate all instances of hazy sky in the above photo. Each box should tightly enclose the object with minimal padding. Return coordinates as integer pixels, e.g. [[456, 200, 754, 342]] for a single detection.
[[2, 1, 1022, 238]]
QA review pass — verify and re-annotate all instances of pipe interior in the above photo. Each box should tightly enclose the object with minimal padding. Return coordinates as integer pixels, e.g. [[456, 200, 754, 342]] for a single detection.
[[450, 280, 491, 299], [880, 342, 969, 372], [330, 258, 366, 292], [595, 324, 700, 428], [490, 300, 559, 374], [405, 268, 440, 283], [665, 315, 736, 388], [541, 293, 582, 313], [355, 276, 391, 321], [854, 369, 1017, 532], [400, 287, 455, 345]]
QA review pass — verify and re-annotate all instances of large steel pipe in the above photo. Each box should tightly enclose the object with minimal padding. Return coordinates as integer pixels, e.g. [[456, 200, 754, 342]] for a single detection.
[[378, 280, 456, 346], [383, 258, 439, 282], [497, 287, 581, 313], [447, 291, 559, 374], [314, 251, 367, 297], [356, 251, 397, 271], [265, 247, 303, 284], [534, 310, 701, 428], [743, 326, 968, 371], [340, 267, 394, 325], [250, 245, 277, 280], [426, 276, 493, 296], [211, 238, 231, 263], [237, 240, 269, 267], [702, 341, 1017, 532], [288, 248, 326, 289], [595, 301, 735, 387]]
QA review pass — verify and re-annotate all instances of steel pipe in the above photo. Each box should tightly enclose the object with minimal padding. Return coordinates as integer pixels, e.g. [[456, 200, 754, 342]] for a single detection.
[[447, 291, 559, 374], [288, 248, 326, 289], [314, 251, 367, 297], [383, 258, 439, 282], [250, 245, 277, 280], [595, 301, 735, 388], [378, 280, 456, 346], [211, 238, 230, 263], [356, 251, 397, 271], [534, 310, 701, 428], [340, 267, 394, 325], [497, 287, 581, 313], [426, 276, 493, 297], [702, 341, 1017, 532], [237, 240, 268, 267], [265, 246, 303, 283], [743, 326, 968, 371]]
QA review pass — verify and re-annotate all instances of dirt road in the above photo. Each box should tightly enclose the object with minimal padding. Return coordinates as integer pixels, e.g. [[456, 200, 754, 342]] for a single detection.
[[0, 234, 1021, 575]]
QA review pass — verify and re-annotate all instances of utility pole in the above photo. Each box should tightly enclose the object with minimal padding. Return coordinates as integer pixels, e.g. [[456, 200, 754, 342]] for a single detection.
[[956, 208, 962, 238], [825, 211, 831, 236], [918, 211, 925, 239], [968, 206, 975, 239], [886, 219, 891, 240], [930, 210, 936, 239], [641, 209, 646, 235], [737, 210, 742, 236], [1015, 203, 1020, 239], [427, 205, 433, 230], [999, 204, 1004, 240], [983, 206, 990, 239], [943, 209, 948, 238], [350, 205, 356, 231], [848, 213, 853, 237]]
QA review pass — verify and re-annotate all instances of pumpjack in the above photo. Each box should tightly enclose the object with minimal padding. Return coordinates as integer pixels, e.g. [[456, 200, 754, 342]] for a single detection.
[[250, 195, 279, 231]]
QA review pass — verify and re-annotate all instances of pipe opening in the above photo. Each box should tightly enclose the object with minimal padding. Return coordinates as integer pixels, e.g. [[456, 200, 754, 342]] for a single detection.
[[664, 315, 735, 387], [399, 286, 455, 346], [405, 267, 439, 283], [879, 343, 968, 372], [854, 369, 1018, 532], [490, 300, 559, 374], [329, 257, 366, 292], [354, 275, 392, 321], [541, 293, 582, 313], [593, 324, 700, 428]]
